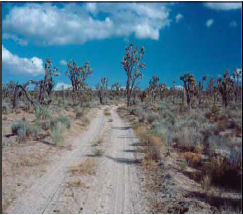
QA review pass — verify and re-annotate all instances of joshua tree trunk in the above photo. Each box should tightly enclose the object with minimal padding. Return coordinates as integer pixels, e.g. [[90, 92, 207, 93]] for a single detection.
[[13, 85, 19, 108]]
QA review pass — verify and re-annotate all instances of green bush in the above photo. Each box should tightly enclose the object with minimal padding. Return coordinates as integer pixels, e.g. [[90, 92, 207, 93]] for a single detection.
[[51, 122, 63, 145], [56, 116, 71, 129], [35, 105, 51, 120], [11, 120, 38, 141], [2, 102, 9, 114]]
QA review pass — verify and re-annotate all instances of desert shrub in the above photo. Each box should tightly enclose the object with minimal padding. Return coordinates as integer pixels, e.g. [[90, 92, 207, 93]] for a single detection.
[[147, 112, 160, 124], [172, 126, 203, 152], [35, 105, 51, 120], [28, 107, 35, 114], [157, 101, 168, 111], [181, 152, 202, 168], [51, 122, 63, 145], [82, 117, 90, 126], [202, 150, 242, 190], [75, 107, 84, 119], [159, 108, 175, 125], [11, 120, 38, 141], [138, 112, 148, 123], [130, 106, 144, 117], [152, 122, 173, 146], [104, 108, 111, 116], [82, 102, 91, 108], [34, 120, 42, 134], [2, 102, 10, 114], [41, 119, 52, 131], [139, 132, 163, 162], [56, 116, 71, 129], [207, 135, 231, 153]]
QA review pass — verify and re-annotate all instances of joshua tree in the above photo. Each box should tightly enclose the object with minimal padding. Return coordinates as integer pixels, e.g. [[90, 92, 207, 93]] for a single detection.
[[111, 82, 121, 98], [96, 77, 108, 104], [101, 77, 108, 103], [148, 76, 160, 103], [95, 83, 103, 104], [65, 60, 92, 92], [158, 83, 167, 101], [121, 43, 145, 107], [131, 86, 141, 105], [180, 73, 198, 109], [139, 91, 146, 103], [198, 75, 207, 107], [171, 80, 176, 104], [13, 58, 58, 109], [233, 68, 242, 102], [2, 81, 16, 99], [217, 70, 235, 107]]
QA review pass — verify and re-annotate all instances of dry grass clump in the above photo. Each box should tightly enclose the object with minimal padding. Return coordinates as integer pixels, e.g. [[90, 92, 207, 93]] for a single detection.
[[104, 108, 111, 116], [82, 117, 90, 126], [180, 152, 202, 168], [139, 132, 164, 164], [133, 124, 147, 136], [75, 107, 84, 119], [92, 148, 104, 157], [66, 181, 90, 188], [70, 158, 96, 176], [92, 135, 103, 146]]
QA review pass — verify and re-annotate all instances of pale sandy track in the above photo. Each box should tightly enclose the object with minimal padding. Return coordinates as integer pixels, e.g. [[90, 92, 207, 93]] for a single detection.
[[5, 105, 146, 214]]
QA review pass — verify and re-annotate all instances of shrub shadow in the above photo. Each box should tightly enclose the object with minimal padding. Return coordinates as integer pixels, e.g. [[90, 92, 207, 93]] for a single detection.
[[105, 155, 141, 165]]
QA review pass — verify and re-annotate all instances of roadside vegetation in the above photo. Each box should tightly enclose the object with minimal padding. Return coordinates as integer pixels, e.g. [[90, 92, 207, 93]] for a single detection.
[[117, 68, 242, 212]]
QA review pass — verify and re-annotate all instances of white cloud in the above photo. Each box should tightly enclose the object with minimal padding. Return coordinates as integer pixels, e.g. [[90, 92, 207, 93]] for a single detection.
[[2, 33, 28, 46], [2, 45, 44, 76], [229, 21, 237, 28], [85, 3, 98, 15], [175, 13, 183, 23], [59, 60, 67, 66], [54, 82, 72, 90], [204, 3, 242, 10], [205, 19, 214, 28], [3, 3, 171, 45]]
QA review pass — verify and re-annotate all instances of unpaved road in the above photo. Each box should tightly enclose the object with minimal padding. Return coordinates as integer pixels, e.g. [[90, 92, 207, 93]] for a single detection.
[[5, 105, 146, 214]]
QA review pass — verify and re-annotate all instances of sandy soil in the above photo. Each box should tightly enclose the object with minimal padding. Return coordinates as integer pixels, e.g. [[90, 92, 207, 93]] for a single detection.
[[4, 105, 146, 214]]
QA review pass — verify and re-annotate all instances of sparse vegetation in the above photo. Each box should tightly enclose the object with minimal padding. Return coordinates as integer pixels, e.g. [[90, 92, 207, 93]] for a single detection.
[[51, 122, 64, 145], [2, 41, 242, 214], [11, 119, 38, 142], [70, 158, 96, 176]]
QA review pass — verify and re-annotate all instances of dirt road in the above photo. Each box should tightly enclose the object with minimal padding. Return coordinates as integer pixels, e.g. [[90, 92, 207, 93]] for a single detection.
[[5, 105, 146, 214]]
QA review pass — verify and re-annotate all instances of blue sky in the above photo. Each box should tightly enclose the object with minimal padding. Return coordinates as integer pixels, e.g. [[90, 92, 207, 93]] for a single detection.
[[2, 2, 242, 89]]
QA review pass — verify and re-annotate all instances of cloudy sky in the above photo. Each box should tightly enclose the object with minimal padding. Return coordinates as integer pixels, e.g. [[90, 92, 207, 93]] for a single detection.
[[2, 2, 242, 89]]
